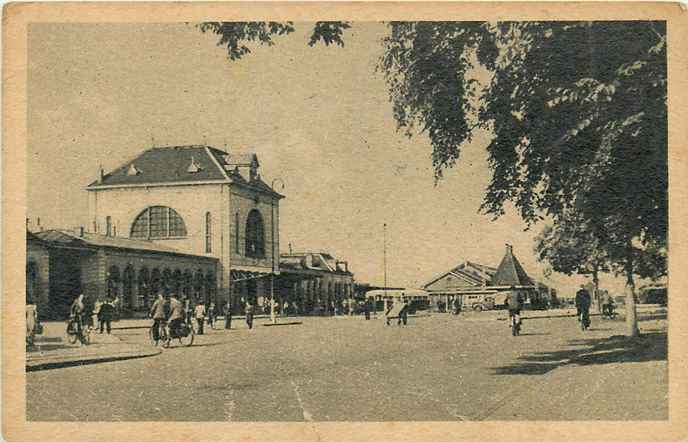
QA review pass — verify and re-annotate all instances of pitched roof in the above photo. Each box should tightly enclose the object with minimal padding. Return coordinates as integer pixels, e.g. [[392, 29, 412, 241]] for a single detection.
[[87, 146, 228, 187], [35, 229, 216, 260], [87, 145, 284, 198], [490, 244, 534, 287], [279, 252, 350, 274], [423, 260, 496, 289]]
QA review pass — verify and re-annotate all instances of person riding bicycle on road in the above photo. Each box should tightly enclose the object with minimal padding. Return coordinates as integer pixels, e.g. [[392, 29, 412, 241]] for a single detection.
[[149, 292, 167, 341], [166, 293, 185, 337], [505, 288, 524, 330], [69, 293, 87, 343]]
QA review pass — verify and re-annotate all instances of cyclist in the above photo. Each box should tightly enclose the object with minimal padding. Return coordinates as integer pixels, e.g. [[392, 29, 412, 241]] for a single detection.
[[149, 292, 167, 342], [68, 293, 87, 344], [166, 292, 185, 338], [575, 287, 592, 329], [601, 291, 615, 319], [505, 288, 524, 334]]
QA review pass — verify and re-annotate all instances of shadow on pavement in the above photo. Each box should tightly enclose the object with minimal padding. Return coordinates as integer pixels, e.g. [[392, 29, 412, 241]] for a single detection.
[[491, 332, 667, 376]]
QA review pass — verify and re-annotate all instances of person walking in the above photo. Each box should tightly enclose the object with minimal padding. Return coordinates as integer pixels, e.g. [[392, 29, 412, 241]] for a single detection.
[[98, 298, 115, 334], [92, 298, 103, 331], [207, 302, 216, 330], [245, 302, 254, 330], [223, 301, 233, 329], [575, 287, 592, 329], [183, 296, 193, 325], [364, 301, 371, 320], [150, 292, 167, 342], [194, 301, 207, 335]]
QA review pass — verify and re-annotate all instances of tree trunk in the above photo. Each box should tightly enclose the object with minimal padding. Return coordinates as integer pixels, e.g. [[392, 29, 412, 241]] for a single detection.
[[624, 242, 639, 337], [592, 268, 601, 313]]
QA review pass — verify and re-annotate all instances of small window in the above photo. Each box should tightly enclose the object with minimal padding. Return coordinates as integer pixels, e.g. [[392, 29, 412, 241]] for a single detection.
[[205, 212, 212, 253]]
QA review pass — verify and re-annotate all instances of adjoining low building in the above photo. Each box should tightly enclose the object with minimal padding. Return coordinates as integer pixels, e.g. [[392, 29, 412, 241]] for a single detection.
[[28, 228, 217, 319], [422, 244, 555, 311], [276, 252, 354, 315]]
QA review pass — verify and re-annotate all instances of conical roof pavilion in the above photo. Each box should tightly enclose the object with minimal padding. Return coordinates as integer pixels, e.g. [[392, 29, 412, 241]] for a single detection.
[[490, 244, 534, 287]]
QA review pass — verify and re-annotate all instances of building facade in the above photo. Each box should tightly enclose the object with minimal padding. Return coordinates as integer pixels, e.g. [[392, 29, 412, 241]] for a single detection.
[[28, 229, 218, 319], [27, 145, 284, 318], [276, 252, 354, 315], [423, 244, 554, 311], [86, 145, 284, 312]]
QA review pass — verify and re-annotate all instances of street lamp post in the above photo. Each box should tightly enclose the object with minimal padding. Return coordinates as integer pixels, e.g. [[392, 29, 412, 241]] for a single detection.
[[270, 178, 285, 325]]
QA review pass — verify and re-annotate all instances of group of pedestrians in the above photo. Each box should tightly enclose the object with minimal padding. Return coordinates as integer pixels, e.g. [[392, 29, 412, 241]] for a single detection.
[[384, 297, 410, 326]]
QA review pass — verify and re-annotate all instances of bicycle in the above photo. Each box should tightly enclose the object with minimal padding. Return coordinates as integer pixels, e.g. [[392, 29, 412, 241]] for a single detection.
[[149, 320, 167, 346], [580, 310, 591, 331], [158, 320, 195, 348], [66, 316, 91, 345]]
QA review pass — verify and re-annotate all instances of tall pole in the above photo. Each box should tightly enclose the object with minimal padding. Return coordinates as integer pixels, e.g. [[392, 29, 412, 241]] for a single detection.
[[270, 178, 285, 325], [383, 223, 387, 291]]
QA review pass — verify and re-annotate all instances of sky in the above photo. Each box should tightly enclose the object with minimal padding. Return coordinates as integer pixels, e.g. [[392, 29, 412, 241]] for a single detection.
[[27, 22, 629, 295]]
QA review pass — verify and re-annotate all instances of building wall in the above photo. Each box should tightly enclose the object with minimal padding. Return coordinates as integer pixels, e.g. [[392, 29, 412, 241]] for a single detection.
[[26, 241, 51, 318], [229, 186, 279, 272], [101, 249, 218, 310], [88, 183, 225, 259]]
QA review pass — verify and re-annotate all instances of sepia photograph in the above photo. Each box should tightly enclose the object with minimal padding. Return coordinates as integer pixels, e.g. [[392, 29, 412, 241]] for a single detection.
[[3, 2, 686, 441]]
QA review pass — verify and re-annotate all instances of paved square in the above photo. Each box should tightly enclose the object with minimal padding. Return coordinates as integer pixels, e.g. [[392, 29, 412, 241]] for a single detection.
[[27, 310, 667, 421]]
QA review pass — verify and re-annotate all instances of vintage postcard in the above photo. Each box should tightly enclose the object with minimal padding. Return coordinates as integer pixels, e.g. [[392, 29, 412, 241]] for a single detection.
[[3, 2, 687, 441]]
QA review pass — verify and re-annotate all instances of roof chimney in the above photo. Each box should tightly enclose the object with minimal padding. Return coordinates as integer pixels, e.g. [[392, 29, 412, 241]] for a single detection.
[[80, 226, 85, 237], [288, 243, 293, 254], [98, 165, 104, 184]]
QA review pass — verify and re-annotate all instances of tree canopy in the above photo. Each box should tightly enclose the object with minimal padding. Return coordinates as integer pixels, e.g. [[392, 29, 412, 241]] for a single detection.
[[380, 22, 667, 249]]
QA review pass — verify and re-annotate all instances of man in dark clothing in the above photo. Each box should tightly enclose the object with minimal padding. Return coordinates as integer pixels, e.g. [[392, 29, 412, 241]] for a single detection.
[[98, 298, 115, 334], [364, 301, 371, 320], [505, 289, 524, 331], [575, 288, 592, 328]]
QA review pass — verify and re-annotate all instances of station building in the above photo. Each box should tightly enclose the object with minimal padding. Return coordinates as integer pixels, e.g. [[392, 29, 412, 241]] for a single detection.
[[27, 145, 284, 318]]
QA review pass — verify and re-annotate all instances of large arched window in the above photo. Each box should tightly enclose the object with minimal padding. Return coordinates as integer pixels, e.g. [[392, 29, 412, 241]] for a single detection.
[[131, 206, 187, 239], [245, 209, 265, 258]]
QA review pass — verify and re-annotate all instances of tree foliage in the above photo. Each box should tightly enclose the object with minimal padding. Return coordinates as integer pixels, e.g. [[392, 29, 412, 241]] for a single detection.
[[199, 21, 350, 60], [534, 211, 609, 278], [381, 21, 667, 255]]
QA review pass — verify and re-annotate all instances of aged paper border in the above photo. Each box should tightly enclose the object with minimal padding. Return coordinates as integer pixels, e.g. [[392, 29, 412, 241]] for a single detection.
[[3, 2, 687, 441]]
